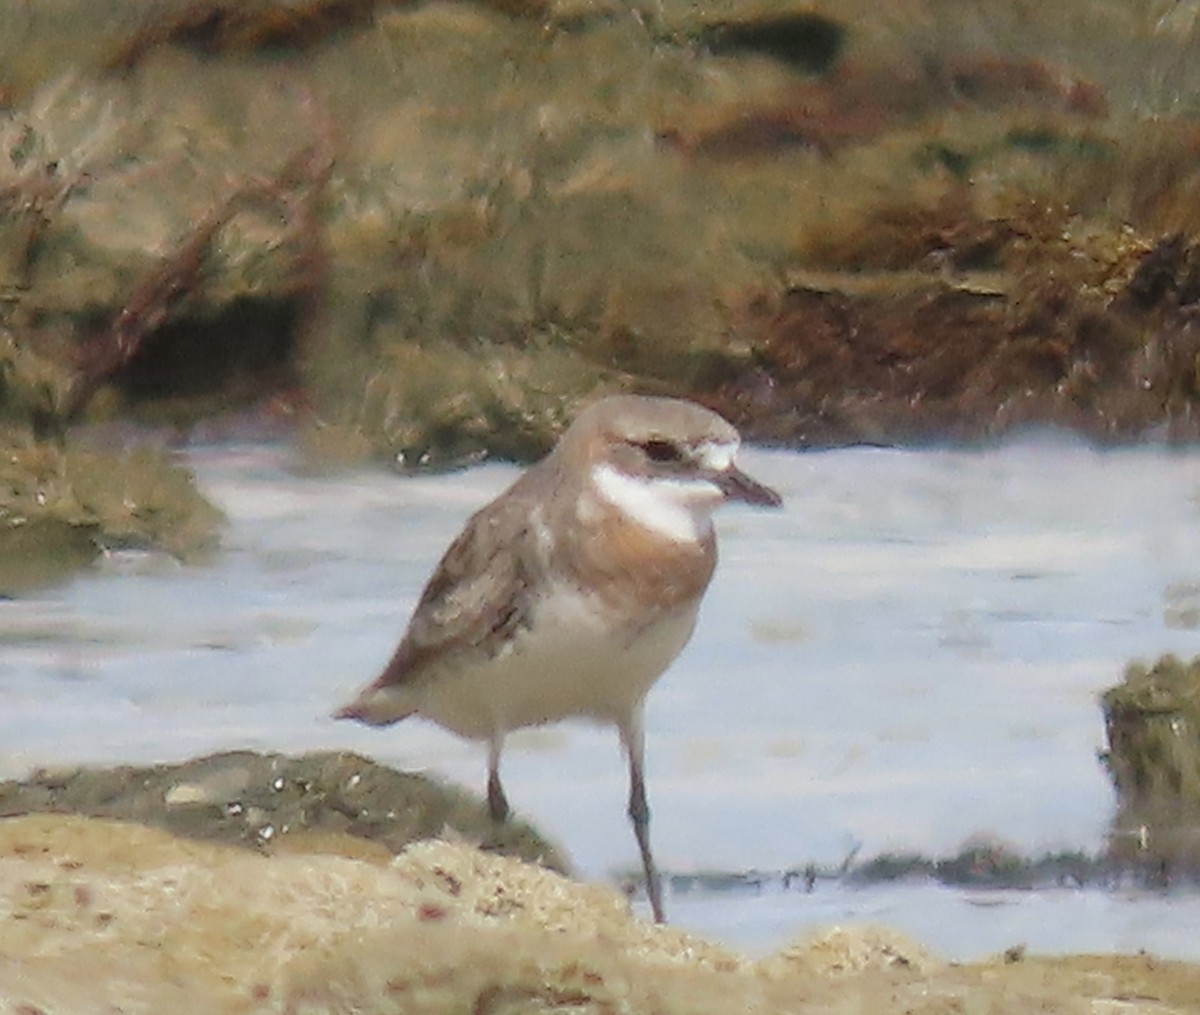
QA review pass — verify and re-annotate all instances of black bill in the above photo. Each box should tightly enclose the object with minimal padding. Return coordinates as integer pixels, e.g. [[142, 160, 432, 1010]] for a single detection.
[[715, 466, 783, 508]]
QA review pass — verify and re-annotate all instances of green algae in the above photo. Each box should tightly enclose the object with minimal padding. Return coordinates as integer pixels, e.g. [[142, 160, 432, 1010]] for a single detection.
[[1101, 654, 1200, 873], [307, 332, 610, 469], [0, 749, 567, 872], [0, 519, 99, 596], [1103, 655, 1200, 803], [0, 429, 223, 594]]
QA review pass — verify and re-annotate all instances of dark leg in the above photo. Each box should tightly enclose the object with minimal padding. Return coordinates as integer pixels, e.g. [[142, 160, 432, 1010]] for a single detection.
[[620, 709, 665, 923], [487, 735, 509, 823]]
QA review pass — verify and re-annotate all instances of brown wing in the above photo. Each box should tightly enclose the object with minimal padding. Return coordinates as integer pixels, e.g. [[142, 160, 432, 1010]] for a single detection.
[[368, 484, 541, 691]]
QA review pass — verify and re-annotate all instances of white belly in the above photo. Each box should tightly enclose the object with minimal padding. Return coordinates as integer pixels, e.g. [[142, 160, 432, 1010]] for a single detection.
[[417, 588, 699, 739]]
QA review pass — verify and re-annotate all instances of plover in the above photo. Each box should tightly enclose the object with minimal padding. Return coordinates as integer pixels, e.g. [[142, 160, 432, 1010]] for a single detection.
[[335, 394, 781, 922]]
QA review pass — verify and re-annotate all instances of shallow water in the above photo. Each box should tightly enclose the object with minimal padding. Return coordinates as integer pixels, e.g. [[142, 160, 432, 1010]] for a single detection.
[[4, 436, 1200, 960], [673, 880, 1200, 962]]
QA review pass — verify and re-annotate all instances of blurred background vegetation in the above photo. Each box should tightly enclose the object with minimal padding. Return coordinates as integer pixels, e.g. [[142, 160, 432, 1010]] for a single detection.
[[5, 0, 1200, 581]]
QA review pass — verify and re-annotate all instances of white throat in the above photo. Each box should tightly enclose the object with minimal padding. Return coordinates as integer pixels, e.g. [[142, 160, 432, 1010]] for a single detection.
[[591, 463, 719, 544]]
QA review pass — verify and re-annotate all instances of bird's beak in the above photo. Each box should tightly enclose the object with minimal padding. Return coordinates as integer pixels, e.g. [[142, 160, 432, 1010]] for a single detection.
[[714, 465, 783, 508]]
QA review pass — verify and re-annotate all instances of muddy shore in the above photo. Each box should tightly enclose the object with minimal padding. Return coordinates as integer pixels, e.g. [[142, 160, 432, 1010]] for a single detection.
[[2, 759, 1200, 1014]]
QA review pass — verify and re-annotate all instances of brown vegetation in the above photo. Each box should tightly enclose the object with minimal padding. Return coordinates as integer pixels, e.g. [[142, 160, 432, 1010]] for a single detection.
[[4, 0, 1200, 574], [64, 121, 334, 423]]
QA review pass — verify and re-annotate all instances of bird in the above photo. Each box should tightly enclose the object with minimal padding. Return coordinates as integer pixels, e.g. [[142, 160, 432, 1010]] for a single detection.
[[334, 394, 782, 922]]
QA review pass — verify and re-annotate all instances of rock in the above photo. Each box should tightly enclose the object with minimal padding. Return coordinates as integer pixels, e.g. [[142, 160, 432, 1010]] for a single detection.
[[0, 429, 223, 595], [758, 925, 942, 979], [0, 750, 568, 871], [1101, 655, 1200, 877]]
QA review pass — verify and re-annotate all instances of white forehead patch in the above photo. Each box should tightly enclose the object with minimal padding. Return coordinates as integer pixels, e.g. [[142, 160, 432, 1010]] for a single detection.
[[698, 439, 738, 472], [591, 464, 720, 544]]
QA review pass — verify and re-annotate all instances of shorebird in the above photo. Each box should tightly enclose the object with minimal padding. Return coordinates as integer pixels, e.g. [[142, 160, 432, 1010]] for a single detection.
[[334, 394, 781, 922]]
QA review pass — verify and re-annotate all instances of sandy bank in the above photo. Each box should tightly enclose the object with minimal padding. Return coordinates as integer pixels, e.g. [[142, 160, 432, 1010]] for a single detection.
[[1, 813, 1198, 1014]]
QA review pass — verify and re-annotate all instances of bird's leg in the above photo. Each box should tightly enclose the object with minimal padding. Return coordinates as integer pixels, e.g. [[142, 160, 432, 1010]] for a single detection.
[[620, 708, 665, 923], [487, 734, 510, 823]]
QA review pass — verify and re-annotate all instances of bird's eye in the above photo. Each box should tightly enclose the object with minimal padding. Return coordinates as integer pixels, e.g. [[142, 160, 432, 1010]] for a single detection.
[[640, 439, 682, 463]]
